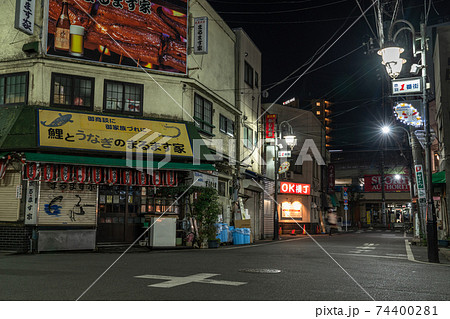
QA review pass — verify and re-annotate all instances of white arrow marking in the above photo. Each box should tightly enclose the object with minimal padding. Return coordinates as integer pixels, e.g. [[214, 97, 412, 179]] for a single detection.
[[135, 273, 247, 288]]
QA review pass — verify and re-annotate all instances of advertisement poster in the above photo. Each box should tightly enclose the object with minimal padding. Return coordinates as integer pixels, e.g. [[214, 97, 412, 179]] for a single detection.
[[38, 109, 193, 157], [46, 0, 187, 74], [364, 174, 410, 192]]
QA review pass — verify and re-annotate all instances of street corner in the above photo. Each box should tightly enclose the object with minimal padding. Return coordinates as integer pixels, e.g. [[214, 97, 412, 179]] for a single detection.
[[438, 247, 450, 263]]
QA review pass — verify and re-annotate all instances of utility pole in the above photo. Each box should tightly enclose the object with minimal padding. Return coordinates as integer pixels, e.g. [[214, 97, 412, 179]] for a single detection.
[[273, 120, 279, 240], [420, 22, 439, 263], [381, 149, 386, 226]]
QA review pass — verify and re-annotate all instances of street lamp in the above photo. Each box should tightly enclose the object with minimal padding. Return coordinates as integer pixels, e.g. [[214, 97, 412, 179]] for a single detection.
[[378, 18, 439, 262], [381, 124, 417, 236], [273, 120, 298, 240], [379, 20, 439, 263]]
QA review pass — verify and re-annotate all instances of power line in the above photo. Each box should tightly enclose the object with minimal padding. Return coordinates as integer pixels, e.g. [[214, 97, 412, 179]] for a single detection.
[[216, 0, 349, 15]]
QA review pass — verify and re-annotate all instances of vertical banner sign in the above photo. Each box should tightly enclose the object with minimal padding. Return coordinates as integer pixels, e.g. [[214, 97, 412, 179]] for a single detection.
[[265, 114, 277, 139], [15, 0, 36, 35], [415, 165, 427, 203], [328, 164, 335, 193], [25, 181, 38, 225], [194, 17, 208, 54]]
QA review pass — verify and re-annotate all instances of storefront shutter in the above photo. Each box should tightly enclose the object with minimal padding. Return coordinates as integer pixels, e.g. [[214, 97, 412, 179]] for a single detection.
[[38, 182, 97, 225], [0, 170, 21, 222]]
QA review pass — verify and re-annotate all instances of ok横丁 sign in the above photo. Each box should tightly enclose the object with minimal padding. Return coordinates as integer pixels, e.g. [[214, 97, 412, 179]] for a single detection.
[[279, 182, 311, 195]]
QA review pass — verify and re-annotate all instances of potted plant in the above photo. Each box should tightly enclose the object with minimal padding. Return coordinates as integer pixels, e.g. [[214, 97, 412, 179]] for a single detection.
[[192, 188, 221, 248]]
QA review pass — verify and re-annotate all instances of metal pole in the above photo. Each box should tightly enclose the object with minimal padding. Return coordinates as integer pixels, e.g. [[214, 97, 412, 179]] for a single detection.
[[420, 22, 439, 263], [381, 149, 386, 226], [273, 122, 279, 240]]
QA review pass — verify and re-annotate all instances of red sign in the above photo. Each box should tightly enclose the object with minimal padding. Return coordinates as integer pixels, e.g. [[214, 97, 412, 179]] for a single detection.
[[364, 175, 410, 192], [265, 114, 277, 139], [279, 182, 311, 195], [328, 164, 335, 193]]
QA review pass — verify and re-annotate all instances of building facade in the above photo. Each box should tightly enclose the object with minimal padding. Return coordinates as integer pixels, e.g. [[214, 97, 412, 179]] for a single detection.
[[0, 0, 263, 252], [262, 103, 327, 235]]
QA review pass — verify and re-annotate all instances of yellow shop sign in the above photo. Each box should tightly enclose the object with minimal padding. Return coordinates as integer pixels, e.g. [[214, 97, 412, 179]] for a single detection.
[[38, 110, 193, 157]]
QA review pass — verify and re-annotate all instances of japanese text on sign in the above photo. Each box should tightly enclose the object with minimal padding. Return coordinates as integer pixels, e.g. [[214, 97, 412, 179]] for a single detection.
[[265, 114, 276, 139], [392, 77, 422, 94], [14, 0, 36, 35], [279, 182, 311, 195], [38, 109, 193, 157], [194, 17, 208, 54]]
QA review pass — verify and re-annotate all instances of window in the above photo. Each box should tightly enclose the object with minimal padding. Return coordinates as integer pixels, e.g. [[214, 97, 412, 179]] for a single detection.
[[255, 71, 259, 88], [51, 73, 93, 109], [194, 93, 213, 134], [243, 126, 253, 148], [219, 114, 234, 136], [0, 72, 28, 106], [218, 180, 227, 197], [244, 61, 254, 87], [104, 80, 143, 114]]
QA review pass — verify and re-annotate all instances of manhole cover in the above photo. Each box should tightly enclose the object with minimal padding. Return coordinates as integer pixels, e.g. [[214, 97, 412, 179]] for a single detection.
[[239, 268, 281, 274]]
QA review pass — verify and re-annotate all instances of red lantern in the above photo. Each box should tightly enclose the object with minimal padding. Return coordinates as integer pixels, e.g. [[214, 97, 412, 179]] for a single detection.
[[153, 171, 162, 186], [26, 163, 39, 181], [59, 165, 72, 183], [92, 167, 103, 184], [122, 169, 133, 186], [166, 171, 177, 186], [0, 160, 6, 179], [75, 166, 87, 184], [136, 171, 147, 186], [43, 164, 55, 182], [106, 168, 118, 184]]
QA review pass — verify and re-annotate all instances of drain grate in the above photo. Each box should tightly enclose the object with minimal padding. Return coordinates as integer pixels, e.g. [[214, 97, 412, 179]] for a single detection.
[[239, 268, 281, 274]]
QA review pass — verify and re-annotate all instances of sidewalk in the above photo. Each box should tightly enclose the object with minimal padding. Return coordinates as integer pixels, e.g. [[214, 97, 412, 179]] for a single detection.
[[409, 242, 450, 265]]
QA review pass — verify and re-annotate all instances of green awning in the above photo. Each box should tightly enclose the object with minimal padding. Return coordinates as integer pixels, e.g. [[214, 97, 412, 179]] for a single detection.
[[0, 152, 9, 159], [330, 193, 340, 207], [432, 171, 446, 184], [24, 152, 215, 171]]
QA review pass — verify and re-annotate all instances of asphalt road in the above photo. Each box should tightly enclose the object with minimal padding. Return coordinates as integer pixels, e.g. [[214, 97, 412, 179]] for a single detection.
[[1, 230, 449, 301]]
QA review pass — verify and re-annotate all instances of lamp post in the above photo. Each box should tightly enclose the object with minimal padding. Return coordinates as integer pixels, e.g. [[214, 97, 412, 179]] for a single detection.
[[378, 19, 439, 262], [273, 120, 297, 240], [382, 125, 417, 231]]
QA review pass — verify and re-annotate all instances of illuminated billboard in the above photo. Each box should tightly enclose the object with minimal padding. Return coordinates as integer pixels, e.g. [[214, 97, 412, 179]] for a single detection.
[[46, 0, 187, 74]]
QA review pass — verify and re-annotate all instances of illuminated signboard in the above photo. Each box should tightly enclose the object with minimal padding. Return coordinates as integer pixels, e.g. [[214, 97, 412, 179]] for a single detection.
[[364, 175, 410, 192], [282, 98, 295, 105], [281, 201, 303, 219], [46, 0, 187, 74], [279, 182, 311, 195], [265, 114, 276, 139], [393, 102, 423, 127], [392, 77, 422, 94]]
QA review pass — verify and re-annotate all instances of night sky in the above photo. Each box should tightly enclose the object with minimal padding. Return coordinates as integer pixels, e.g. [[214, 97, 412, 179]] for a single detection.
[[207, 0, 450, 150]]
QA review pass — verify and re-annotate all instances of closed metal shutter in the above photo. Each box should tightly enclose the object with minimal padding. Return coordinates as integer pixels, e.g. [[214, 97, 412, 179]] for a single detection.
[[0, 170, 21, 222], [38, 183, 97, 225]]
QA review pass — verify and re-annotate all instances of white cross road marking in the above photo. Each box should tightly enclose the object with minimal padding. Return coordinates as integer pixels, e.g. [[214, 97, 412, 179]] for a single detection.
[[134, 273, 247, 288], [349, 243, 378, 254]]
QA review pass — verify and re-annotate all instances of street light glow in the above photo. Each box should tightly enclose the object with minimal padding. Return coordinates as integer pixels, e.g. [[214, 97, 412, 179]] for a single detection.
[[394, 174, 401, 180], [381, 126, 391, 134]]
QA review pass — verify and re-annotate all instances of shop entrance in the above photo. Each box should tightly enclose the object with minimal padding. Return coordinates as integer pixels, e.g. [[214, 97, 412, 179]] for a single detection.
[[97, 185, 143, 243]]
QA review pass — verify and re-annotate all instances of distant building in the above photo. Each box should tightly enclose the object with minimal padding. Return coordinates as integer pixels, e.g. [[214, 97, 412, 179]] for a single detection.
[[261, 103, 328, 235]]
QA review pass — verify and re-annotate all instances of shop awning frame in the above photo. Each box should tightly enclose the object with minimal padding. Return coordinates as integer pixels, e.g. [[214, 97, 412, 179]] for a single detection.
[[330, 193, 340, 207], [24, 152, 216, 171]]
